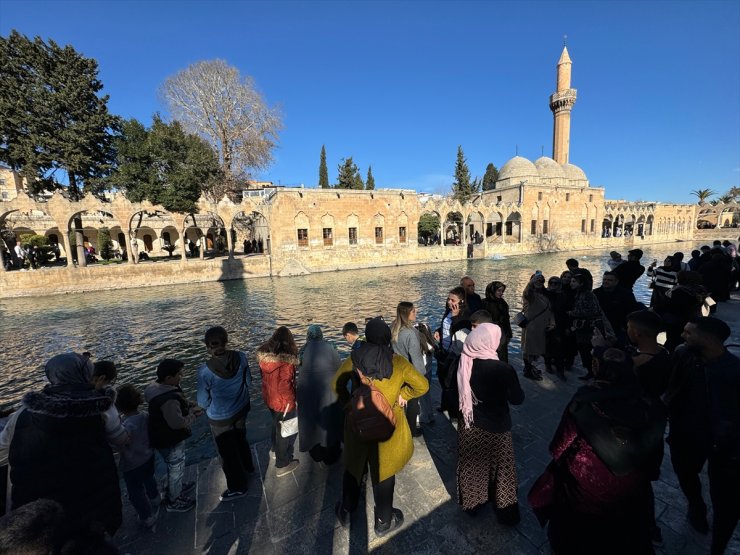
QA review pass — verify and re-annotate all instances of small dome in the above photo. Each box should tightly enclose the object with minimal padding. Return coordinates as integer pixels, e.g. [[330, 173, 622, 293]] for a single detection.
[[561, 163, 588, 182], [535, 157, 566, 180], [498, 156, 539, 182]]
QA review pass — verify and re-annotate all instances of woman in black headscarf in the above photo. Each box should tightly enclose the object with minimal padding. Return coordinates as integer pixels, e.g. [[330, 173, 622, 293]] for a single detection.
[[333, 317, 429, 537], [0, 352, 128, 539]]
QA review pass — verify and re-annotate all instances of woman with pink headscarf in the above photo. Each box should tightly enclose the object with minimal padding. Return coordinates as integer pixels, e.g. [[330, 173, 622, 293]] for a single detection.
[[456, 323, 525, 524]]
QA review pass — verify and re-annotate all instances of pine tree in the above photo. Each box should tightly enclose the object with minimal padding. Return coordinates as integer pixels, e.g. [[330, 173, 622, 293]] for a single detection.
[[318, 145, 329, 188], [482, 163, 499, 191], [0, 31, 119, 198], [451, 146, 473, 203], [366, 165, 375, 190], [336, 157, 362, 189]]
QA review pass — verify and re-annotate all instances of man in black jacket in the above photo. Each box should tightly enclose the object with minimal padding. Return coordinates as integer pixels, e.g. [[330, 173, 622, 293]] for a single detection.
[[665, 317, 740, 554], [613, 248, 646, 290], [594, 271, 639, 345]]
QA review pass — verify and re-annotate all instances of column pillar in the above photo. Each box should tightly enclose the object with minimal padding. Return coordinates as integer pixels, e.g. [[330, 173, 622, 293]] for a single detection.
[[128, 229, 138, 264], [199, 228, 205, 260], [62, 229, 74, 268], [226, 226, 234, 260], [180, 228, 188, 263]]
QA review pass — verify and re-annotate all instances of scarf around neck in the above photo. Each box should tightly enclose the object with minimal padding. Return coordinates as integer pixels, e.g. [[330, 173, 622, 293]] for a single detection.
[[457, 323, 501, 429]]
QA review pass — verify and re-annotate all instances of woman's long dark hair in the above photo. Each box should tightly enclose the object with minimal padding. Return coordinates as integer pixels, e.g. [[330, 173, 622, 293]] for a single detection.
[[258, 326, 298, 356]]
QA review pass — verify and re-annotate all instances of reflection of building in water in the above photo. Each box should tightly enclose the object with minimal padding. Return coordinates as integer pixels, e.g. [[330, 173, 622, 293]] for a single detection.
[[1, 47, 701, 286]]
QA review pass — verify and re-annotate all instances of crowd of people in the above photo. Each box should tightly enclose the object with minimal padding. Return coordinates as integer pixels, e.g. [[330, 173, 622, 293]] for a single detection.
[[0, 244, 738, 554]]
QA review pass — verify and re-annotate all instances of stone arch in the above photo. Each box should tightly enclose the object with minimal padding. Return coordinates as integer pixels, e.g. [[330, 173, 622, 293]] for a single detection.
[[506, 211, 522, 242], [320, 213, 335, 247], [417, 209, 440, 246], [466, 211, 484, 243], [232, 210, 269, 255], [646, 214, 654, 235], [443, 211, 463, 245], [486, 211, 503, 241]]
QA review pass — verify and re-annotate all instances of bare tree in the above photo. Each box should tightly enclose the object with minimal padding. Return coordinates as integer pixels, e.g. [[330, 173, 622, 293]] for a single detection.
[[159, 60, 282, 199]]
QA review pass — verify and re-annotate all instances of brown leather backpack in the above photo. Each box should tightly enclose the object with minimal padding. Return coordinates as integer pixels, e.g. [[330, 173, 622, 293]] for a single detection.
[[347, 368, 396, 442]]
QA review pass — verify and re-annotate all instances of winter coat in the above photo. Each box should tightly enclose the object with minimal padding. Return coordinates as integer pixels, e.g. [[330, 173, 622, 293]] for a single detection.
[[257, 352, 299, 412], [521, 287, 554, 357], [144, 382, 196, 449], [392, 326, 426, 375], [297, 339, 342, 451], [197, 350, 251, 423], [333, 354, 429, 484], [6, 384, 122, 536]]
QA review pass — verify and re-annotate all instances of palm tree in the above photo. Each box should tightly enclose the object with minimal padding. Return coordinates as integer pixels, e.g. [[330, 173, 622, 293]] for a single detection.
[[718, 193, 734, 204], [691, 188, 717, 204]]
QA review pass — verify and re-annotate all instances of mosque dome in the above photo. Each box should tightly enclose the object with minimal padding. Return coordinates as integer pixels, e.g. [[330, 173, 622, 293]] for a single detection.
[[534, 157, 566, 180], [498, 156, 539, 182], [561, 163, 588, 183]]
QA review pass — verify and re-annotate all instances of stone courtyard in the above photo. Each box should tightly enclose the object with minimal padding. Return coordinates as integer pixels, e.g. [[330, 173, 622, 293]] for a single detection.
[[114, 300, 740, 555]]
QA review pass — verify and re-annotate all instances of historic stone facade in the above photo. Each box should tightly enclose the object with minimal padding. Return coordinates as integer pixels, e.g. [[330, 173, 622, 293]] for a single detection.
[[0, 47, 700, 297]]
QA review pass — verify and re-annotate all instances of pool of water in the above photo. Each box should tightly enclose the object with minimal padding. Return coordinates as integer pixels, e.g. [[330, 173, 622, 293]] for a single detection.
[[1, 242, 697, 412]]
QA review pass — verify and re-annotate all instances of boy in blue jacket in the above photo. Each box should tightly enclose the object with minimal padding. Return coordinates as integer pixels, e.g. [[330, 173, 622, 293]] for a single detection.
[[197, 326, 254, 501]]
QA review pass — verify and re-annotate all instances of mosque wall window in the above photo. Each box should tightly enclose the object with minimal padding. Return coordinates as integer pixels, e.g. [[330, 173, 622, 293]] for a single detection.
[[542, 220, 549, 234], [590, 219, 595, 233], [566, 193, 570, 202], [297, 228, 308, 247], [505, 222, 513, 236], [348, 227, 358, 245], [398, 227, 407, 243], [589, 194, 593, 203], [537, 192, 543, 201], [497, 195, 502, 203], [375, 227, 384, 244], [530, 220, 537, 235], [581, 219, 586, 233], [322, 227, 333, 246]]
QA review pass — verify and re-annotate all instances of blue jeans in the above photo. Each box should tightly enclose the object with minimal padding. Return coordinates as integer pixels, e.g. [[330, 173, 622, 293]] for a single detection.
[[157, 442, 186, 502], [123, 455, 159, 520]]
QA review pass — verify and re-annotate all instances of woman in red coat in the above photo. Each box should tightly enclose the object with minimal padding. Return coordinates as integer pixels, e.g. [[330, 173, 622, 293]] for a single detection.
[[257, 326, 300, 477]]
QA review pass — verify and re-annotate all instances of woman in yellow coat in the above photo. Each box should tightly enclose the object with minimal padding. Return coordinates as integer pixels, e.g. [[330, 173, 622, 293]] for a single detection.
[[333, 317, 429, 537]]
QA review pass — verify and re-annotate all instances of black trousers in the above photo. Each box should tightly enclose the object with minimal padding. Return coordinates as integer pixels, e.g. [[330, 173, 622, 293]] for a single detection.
[[308, 443, 342, 466], [270, 409, 296, 467], [669, 436, 740, 555], [211, 418, 254, 492], [405, 398, 420, 431], [341, 471, 396, 523]]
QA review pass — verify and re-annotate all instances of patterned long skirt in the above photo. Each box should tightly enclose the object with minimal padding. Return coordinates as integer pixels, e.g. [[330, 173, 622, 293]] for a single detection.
[[457, 425, 518, 511]]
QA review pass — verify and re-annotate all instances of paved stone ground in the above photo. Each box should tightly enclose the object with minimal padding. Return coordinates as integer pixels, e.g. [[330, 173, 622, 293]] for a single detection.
[[116, 299, 740, 555]]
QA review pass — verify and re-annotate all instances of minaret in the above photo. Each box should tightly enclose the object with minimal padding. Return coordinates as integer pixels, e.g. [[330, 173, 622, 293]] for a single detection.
[[549, 46, 577, 164]]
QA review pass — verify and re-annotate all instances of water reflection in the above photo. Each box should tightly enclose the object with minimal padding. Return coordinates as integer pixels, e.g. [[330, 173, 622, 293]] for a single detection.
[[0, 244, 697, 409]]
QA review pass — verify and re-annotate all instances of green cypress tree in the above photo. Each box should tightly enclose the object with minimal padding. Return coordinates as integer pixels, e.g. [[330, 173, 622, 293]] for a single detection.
[[482, 163, 499, 191], [452, 146, 472, 203], [336, 157, 361, 189], [318, 145, 329, 188], [366, 165, 375, 190]]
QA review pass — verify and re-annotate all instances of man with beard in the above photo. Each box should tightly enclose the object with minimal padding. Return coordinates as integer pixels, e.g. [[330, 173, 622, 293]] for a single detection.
[[665, 317, 740, 554]]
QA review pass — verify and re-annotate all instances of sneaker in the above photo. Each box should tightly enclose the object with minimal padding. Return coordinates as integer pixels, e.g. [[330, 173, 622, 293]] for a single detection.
[[181, 481, 196, 495], [219, 489, 247, 502], [165, 496, 196, 513], [276, 460, 299, 477]]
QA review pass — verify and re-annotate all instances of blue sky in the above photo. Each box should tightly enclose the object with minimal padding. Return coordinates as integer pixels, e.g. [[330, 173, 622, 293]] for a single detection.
[[1, 0, 738, 203]]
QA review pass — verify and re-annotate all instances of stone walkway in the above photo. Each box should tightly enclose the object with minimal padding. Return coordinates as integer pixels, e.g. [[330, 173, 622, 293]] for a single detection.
[[116, 300, 740, 555]]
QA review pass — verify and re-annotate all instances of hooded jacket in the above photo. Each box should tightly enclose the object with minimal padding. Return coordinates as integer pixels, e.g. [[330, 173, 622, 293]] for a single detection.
[[196, 350, 251, 423], [257, 351, 299, 412]]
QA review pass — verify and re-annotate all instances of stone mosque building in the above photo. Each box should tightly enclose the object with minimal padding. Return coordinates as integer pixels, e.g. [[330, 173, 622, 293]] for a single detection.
[[0, 47, 701, 296]]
